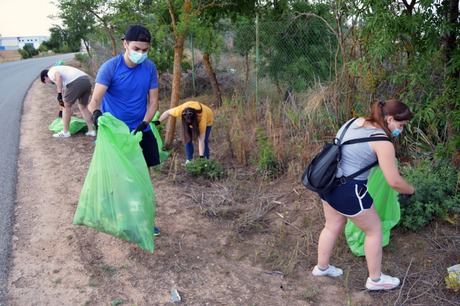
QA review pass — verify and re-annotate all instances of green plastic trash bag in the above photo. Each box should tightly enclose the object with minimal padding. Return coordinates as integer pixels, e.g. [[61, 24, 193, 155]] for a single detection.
[[344, 167, 400, 256], [150, 111, 170, 162], [73, 113, 156, 253], [48, 116, 87, 134]]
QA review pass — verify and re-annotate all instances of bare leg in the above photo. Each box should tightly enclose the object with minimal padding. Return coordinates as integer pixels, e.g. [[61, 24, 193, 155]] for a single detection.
[[317, 200, 347, 268], [349, 206, 382, 279], [78, 103, 94, 132], [62, 102, 72, 133]]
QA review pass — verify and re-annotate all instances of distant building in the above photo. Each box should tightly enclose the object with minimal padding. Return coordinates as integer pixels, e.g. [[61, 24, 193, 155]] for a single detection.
[[0, 35, 49, 50]]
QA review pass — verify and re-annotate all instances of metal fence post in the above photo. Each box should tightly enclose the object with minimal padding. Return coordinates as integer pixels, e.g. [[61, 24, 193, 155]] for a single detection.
[[255, 13, 259, 106], [190, 34, 197, 97]]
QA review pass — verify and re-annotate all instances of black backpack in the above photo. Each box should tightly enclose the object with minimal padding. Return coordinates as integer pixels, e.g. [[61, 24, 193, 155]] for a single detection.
[[301, 118, 389, 194]]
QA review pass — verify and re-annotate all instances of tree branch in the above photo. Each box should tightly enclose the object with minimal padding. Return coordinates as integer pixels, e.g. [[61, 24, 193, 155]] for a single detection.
[[167, 0, 177, 38]]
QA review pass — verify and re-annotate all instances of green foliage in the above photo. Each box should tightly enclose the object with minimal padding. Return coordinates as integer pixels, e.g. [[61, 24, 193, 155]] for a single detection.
[[233, 16, 254, 56], [42, 25, 80, 53], [345, 0, 460, 161], [255, 128, 281, 179], [256, 3, 338, 92], [18, 44, 38, 59], [185, 158, 224, 180], [400, 159, 459, 231], [74, 52, 90, 65], [38, 43, 48, 53]]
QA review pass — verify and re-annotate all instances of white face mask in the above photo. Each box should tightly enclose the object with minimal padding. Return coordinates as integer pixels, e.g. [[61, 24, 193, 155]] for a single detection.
[[128, 50, 148, 64]]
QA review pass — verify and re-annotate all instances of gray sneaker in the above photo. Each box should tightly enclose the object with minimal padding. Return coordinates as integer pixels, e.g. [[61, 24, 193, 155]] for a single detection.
[[366, 273, 400, 290], [53, 130, 71, 138], [312, 265, 343, 277]]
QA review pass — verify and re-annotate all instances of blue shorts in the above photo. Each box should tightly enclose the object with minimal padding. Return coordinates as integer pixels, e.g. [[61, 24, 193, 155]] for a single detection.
[[319, 179, 373, 217]]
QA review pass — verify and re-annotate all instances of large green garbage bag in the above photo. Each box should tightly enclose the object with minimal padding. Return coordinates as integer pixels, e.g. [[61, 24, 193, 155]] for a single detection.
[[344, 167, 400, 256], [73, 113, 155, 253], [48, 116, 87, 134], [150, 111, 170, 162]]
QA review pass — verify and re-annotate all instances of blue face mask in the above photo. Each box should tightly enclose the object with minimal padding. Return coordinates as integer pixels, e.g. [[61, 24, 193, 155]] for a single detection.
[[128, 50, 148, 64], [392, 128, 401, 137]]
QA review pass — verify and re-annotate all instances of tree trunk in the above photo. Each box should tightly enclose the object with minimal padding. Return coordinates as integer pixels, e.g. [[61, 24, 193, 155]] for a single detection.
[[107, 26, 117, 57], [203, 52, 222, 107], [165, 39, 185, 147], [83, 40, 91, 57], [164, 0, 192, 148]]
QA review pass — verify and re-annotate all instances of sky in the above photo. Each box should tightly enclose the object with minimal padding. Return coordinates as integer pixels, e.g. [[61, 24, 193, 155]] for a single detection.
[[0, 0, 61, 37]]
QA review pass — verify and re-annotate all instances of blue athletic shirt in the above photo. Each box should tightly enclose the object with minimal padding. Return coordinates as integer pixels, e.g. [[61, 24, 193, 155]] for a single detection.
[[96, 54, 158, 131]]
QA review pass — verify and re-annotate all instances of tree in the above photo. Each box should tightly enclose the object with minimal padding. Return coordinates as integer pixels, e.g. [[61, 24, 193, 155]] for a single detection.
[[233, 16, 255, 88], [57, 0, 96, 56], [191, 19, 224, 106], [57, 0, 119, 56], [42, 25, 81, 53]]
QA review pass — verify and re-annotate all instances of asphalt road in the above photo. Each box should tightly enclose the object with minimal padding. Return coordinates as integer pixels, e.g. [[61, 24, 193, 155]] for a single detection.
[[0, 53, 74, 305]]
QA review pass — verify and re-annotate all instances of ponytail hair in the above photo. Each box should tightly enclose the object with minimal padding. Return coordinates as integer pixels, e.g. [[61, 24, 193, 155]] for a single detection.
[[366, 98, 413, 136], [181, 107, 200, 143]]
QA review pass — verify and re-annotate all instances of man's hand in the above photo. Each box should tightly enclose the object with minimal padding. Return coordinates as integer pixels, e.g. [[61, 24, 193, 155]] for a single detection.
[[57, 93, 64, 107], [134, 121, 149, 134], [152, 120, 161, 126], [92, 110, 102, 129]]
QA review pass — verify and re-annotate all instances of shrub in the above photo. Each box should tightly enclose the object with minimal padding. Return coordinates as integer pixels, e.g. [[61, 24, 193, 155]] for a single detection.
[[400, 159, 459, 231], [185, 158, 224, 180], [74, 52, 90, 64], [18, 44, 38, 59], [255, 128, 282, 179]]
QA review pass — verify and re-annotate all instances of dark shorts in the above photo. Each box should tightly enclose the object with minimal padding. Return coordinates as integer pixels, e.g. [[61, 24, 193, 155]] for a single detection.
[[64, 76, 91, 105], [319, 179, 373, 216], [140, 130, 160, 167]]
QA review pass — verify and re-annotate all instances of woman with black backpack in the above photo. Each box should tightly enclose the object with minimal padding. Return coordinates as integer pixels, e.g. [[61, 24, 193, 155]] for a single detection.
[[311, 99, 415, 291]]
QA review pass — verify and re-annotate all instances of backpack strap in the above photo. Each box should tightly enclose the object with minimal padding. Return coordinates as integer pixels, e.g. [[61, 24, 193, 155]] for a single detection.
[[336, 118, 358, 144], [344, 160, 379, 180], [342, 136, 389, 145], [341, 136, 390, 180]]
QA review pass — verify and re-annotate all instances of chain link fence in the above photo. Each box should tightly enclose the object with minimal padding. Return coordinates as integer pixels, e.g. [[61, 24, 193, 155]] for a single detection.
[[81, 17, 339, 104], [187, 17, 340, 104]]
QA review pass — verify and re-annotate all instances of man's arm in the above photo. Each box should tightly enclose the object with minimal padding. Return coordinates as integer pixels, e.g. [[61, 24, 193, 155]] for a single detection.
[[54, 71, 63, 94], [143, 88, 159, 123], [88, 83, 108, 113]]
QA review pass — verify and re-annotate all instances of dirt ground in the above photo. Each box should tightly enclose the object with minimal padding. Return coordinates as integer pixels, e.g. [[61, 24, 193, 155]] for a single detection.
[[6, 63, 460, 306]]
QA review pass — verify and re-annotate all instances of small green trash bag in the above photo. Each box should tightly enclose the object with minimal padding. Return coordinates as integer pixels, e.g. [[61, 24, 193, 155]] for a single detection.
[[344, 167, 400, 256], [73, 113, 156, 253], [150, 111, 170, 162], [48, 116, 87, 134]]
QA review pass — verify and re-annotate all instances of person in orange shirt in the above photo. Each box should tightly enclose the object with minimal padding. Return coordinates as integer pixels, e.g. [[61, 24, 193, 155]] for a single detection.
[[157, 101, 213, 163]]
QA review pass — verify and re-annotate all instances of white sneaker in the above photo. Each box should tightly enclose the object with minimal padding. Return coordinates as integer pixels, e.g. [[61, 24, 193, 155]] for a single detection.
[[365, 273, 400, 290], [53, 130, 71, 138], [85, 130, 96, 137], [312, 265, 343, 277]]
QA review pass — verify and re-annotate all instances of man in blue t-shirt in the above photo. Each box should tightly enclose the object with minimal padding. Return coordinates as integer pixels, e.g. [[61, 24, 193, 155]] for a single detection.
[[89, 24, 160, 168], [88, 25, 161, 236]]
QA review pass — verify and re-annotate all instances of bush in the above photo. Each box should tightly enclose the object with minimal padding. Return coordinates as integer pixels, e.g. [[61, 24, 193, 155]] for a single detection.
[[38, 43, 48, 53], [185, 158, 224, 180], [74, 52, 90, 64], [18, 48, 31, 59], [255, 128, 282, 179], [18, 44, 38, 59], [400, 159, 459, 231]]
